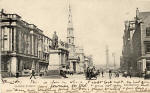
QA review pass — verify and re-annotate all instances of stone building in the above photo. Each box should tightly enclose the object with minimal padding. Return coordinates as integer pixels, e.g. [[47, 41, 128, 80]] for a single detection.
[[66, 5, 79, 73], [75, 46, 85, 73], [0, 9, 52, 77], [121, 8, 150, 76], [135, 9, 150, 76]]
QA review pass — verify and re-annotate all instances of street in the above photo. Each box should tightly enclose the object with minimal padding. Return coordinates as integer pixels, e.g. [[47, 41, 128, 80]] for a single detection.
[[1, 72, 146, 82]]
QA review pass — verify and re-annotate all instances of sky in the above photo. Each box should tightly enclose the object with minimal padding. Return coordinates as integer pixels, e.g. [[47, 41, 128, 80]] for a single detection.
[[1, 0, 150, 67]]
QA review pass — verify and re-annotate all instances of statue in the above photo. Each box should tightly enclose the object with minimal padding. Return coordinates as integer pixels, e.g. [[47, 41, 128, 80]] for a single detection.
[[52, 31, 58, 49]]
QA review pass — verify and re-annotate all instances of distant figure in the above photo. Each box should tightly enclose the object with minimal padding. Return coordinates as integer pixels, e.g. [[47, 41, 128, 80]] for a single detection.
[[69, 69, 74, 75], [101, 70, 104, 77], [124, 71, 127, 78], [15, 72, 19, 82], [60, 70, 68, 78], [16, 72, 19, 78], [115, 71, 119, 77], [89, 69, 92, 79], [86, 67, 90, 79], [93, 67, 97, 75], [109, 70, 112, 79], [117, 71, 119, 77], [128, 71, 132, 78], [30, 70, 36, 79], [93, 66, 96, 71], [52, 31, 58, 49], [145, 68, 147, 75], [97, 70, 100, 76], [144, 68, 148, 79]]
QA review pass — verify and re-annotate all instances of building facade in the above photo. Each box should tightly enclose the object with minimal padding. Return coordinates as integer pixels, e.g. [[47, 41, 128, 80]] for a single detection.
[[0, 9, 52, 77], [121, 8, 150, 76], [75, 46, 85, 73]]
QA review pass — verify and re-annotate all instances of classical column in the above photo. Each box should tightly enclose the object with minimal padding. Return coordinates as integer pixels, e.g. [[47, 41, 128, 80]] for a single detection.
[[59, 52, 61, 70], [36, 61, 39, 73], [142, 59, 146, 72], [9, 27, 12, 51], [13, 28, 16, 52], [8, 60, 11, 76], [10, 56, 17, 76], [32, 60, 35, 70], [61, 53, 64, 65], [32, 35, 34, 55], [30, 31, 34, 55], [19, 59, 23, 72], [63, 53, 66, 66]]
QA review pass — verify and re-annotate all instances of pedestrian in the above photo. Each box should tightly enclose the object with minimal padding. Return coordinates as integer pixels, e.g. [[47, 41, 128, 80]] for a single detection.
[[109, 70, 112, 79], [115, 72, 117, 77], [128, 71, 132, 78], [144, 68, 147, 79], [15, 72, 19, 82], [117, 71, 120, 77], [89, 69, 92, 80], [102, 70, 104, 77], [97, 70, 100, 76], [30, 69, 36, 79], [145, 68, 147, 75], [124, 71, 127, 78], [86, 67, 89, 79]]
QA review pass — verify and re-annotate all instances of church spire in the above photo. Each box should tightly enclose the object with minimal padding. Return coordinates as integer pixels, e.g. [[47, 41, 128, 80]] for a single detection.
[[68, 3, 73, 28]]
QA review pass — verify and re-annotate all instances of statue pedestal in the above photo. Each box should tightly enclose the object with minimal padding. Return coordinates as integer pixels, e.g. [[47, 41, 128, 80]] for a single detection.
[[44, 49, 68, 78], [45, 50, 61, 78]]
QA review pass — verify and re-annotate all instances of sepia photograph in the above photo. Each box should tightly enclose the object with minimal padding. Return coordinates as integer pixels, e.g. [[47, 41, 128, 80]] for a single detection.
[[0, 0, 150, 93]]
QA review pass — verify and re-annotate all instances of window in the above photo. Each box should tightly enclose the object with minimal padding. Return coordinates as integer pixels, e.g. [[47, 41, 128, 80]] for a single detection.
[[146, 27, 150, 36], [3, 35, 7, 40], [24, 61, 32, 70], [69, 39, 71, 43], [146, 62, 150, 71], [3, 63, 8, 71], [146, 44, 150, 52]]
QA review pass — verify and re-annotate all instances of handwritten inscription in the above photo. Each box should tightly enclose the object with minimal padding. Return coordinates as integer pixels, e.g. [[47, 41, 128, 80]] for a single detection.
[[1, 79, 150, 93]]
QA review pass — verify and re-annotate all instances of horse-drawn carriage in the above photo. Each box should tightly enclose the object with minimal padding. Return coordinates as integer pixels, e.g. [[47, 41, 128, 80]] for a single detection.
[[85, 67, 99, 80]]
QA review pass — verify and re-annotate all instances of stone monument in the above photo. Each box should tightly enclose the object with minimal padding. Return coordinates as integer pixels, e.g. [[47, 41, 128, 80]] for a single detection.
[[44, 32, 69, 78]]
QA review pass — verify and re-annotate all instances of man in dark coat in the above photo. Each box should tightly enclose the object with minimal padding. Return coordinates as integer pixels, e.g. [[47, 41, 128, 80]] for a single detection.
[[102, 70, 104, 77], [86, 67, 89, 78], [109, 70, 112, 79], [30, 70, 36, 79]]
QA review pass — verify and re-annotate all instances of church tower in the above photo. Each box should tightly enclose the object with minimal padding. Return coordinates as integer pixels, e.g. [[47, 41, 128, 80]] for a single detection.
[[66, 3, 80, 73]]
